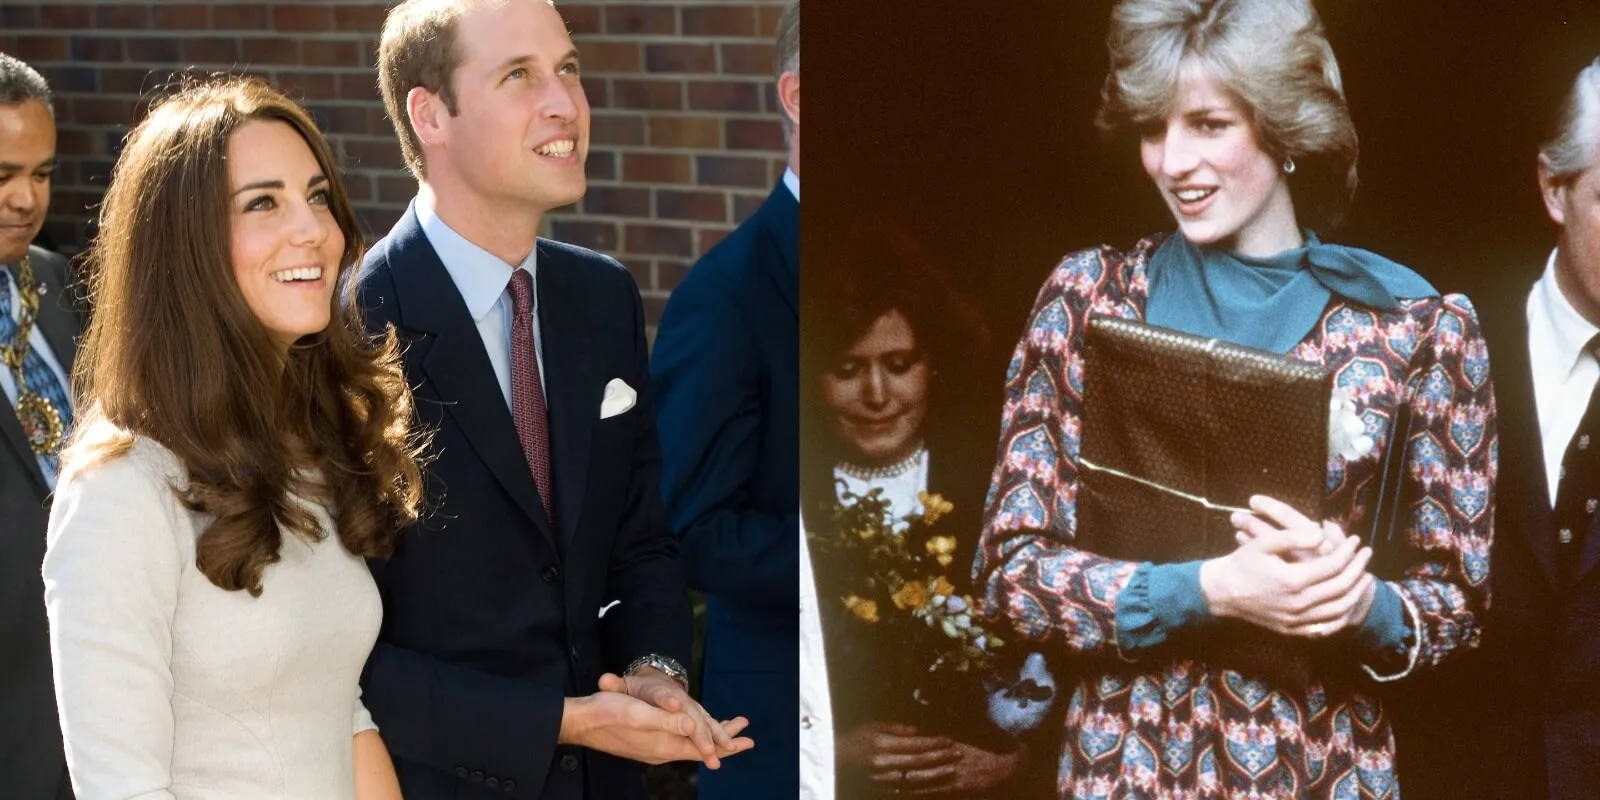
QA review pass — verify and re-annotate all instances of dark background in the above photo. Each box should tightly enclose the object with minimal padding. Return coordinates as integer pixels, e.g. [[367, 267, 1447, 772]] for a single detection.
[[806, 0, 1600, 430]]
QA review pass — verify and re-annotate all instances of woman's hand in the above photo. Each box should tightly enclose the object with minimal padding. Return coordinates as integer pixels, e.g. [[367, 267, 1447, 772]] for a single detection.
[[836, 722, 960, 788], [1201, 495, 1378, 637], [885, 742, 1023, 796]]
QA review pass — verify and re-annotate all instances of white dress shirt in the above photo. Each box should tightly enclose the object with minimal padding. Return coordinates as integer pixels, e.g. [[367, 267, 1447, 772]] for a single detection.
[[783, 167, 799, 202], [798, 510, 835, 800], [1527, 248, 1600, 505], [0, 261, 72, 487], [416, 194, 546, 406]]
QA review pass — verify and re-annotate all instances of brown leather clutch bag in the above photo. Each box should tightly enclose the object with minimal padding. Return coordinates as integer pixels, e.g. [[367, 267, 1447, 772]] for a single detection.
[[1077, 315, 1332, 686]]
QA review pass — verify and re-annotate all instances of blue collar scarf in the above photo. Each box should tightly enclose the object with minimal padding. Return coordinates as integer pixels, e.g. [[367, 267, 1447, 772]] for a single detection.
[[1144, 231, 1439, 353]]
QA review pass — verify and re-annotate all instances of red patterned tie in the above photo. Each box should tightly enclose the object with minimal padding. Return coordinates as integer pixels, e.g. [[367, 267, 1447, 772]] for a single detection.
[[508, 269, 555, 526]]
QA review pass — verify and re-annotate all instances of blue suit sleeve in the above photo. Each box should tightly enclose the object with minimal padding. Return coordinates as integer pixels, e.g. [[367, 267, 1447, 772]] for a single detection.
[[650, 270, 799, 609]]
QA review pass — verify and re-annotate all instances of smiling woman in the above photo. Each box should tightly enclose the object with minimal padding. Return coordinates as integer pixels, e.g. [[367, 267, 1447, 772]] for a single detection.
[[40, 76, 426, 800]]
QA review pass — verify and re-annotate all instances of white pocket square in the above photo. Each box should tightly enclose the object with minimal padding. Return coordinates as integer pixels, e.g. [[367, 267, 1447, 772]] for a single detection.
[[599, 378, 637, 419]]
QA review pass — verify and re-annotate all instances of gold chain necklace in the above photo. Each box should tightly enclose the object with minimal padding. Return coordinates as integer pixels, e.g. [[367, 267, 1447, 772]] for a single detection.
[[2, 254, 65, 455]]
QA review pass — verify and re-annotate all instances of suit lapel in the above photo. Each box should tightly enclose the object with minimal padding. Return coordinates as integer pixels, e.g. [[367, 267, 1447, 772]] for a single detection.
[[0, 250, 73, 497], [1482, 282, 1561, 587], [535, 241, 596, 552], [386, 210, 557, 547], [760, 183, 798, 320]]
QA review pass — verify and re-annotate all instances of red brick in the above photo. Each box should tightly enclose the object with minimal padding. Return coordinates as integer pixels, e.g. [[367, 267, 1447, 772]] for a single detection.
[[682, 5, 757, 37], [303, 40, 361, 68], [0, 6, 39, 29], [278, 73, 339, 103], [732, 192, 766, 221], [0, 36, 15, 55], [73, 98, 136, 126], [335, 5, 389, 32], [613, 79, 682, 111], [623, 153, 691, 184], [696, 154, 768, 188], [39, 5, 92, 28], [645, 44, 716, 74], [126, 37, 181, 63], [696, 227, 732, 256], [100, 68, 155, 96], [687, 80, 761, 113], [605, 5, 676, 35], [357, 206, 404, 241], [582, 42, 642, 74], [40, 65, 96, 93], [183, 38, 240, 65], [656, 189, 726, 223], [309, 105, 371, 139], [585, 150, 617, 181], [340, 174, 374, 203], [241, 38, 301, 67], [721, 43, 775, 76], [585, 186, 651, 218], [368, 107, 395, 136], [581, 77, 609, 109], [624, 224, 693, 257], [659, 258, 692, 289], [339, 73, 381, 103], [16, 36, 69, 62], [758, 4, 785, 38], [590, 115, 647, 147], [343, 139, 406, 170], [725, 119, 783, 151], [624, 259, 652, 291], [561, 5, 601, 35], [214, 5, 270, 30], [55, 130, 92, 157], [275, 4, 332, 31], [152, 5, 210, 30], [649, 116, 720, 149], [95, 5, 150, 29], [643, 295, 667, 327], [69, 37, 124, 62], [769, 157, 789, 184], [376, 175, 418, 204], [53, 189, 104, 217], [552, 220, 619, 252]]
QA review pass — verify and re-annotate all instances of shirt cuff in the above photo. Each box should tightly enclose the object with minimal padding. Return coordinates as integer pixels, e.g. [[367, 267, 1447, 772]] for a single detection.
[[1116, 560, 1214, 655]]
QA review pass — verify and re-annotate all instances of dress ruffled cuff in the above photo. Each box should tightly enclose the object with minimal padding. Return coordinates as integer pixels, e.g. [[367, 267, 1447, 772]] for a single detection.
[[1357, 580, 1419, 680], [1116, 560, 1214, 655]]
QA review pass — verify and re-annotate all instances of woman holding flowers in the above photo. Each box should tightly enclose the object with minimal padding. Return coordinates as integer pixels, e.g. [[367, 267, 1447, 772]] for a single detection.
[[975, 0, 1496, 797], [802, 222, 1058, 798]]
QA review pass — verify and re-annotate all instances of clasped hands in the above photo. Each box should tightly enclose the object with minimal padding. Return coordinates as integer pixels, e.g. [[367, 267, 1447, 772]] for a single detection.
[[1198, 495, 1379, 638], [559, 667, 754, 768]]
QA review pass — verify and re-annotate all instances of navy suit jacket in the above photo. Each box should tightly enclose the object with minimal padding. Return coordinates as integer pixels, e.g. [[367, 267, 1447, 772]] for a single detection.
[[0, 246, 78, 800], [650, 182, 799, 798], [1391, 277, 1600, 799], [354, 207, 691, 800]]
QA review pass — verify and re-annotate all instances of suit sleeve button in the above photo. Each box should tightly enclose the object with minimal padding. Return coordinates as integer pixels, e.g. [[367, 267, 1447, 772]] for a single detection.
[[503, 779, 516, 792], [455, 766, 468, 779], [486, 777, 499, 789], [559, 754, 580, 772], [470, 770, 484, 783], [542, 565, 559, 583]]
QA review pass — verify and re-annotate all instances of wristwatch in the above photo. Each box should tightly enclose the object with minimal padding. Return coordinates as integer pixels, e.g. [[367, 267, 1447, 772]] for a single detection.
[[624, 653, 689, 690]]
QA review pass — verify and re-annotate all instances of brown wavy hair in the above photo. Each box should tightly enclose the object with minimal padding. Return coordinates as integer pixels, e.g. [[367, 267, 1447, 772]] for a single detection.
[[64, 76, 428, 596]]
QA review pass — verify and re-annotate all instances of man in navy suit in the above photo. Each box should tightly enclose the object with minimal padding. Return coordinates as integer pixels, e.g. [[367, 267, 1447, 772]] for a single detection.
[[1392, 56, 1600, 799], [650, 2, 801, 797], [354, 2, 750, 798]]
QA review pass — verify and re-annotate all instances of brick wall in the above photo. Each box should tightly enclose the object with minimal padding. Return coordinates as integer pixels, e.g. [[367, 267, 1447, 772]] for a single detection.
[[1, 0, 790, 328]]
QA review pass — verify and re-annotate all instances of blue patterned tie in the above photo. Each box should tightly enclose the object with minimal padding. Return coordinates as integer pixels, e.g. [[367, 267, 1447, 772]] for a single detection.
[[0, 266, 74, 477]]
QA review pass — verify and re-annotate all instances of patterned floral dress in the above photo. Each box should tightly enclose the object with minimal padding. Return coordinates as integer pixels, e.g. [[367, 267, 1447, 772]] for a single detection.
[[976, 235, 1497, 799]]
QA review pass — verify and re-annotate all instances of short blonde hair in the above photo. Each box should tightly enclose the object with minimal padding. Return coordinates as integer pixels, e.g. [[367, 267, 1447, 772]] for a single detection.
[[1097, 0, 1359, 230]]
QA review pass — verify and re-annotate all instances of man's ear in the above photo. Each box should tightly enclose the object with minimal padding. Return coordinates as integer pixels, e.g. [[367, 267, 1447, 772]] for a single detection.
[[407, 86, 447, 149], [1538, 153, 1569, 228]]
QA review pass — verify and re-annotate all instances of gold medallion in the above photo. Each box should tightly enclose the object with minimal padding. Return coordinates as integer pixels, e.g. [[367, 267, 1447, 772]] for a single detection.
[[16, 389, 63, 455]]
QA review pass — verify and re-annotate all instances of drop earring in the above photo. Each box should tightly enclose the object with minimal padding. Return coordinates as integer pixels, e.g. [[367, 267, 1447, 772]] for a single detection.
[[1282, 157, 1296, 175]]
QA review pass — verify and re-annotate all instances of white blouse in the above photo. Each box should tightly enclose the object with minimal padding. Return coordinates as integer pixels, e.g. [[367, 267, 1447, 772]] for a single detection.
[[43, 429, 381, 799]]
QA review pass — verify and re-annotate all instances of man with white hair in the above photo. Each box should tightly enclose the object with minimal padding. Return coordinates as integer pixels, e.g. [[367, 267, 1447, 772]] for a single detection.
[[1393, 56, 1600, 800]]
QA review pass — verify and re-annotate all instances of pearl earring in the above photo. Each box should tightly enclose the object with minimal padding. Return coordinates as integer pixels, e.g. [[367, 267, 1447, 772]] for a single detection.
[[1282, 157, 1296, 175]]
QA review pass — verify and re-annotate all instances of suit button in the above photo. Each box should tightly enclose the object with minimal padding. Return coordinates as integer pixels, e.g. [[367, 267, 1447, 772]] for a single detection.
[[485, 777, 499, 789], [542, 565, 559, 583], [455, 766, 468, 779], [560, 754, 579, 772], [1560, 528, 1574, 544], [569, 643, 580, 662], [503, 780, 516, 792], [471, 770, 484, 783]]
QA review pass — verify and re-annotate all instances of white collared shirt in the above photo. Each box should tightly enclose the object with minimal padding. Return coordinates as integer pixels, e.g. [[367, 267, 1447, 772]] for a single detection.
[[0, 261, 72, 488], [1527, 247, 1600, 505], [783, 167, 800, 202], [798, 510, 835, 800], [415, 194, 546, 406]]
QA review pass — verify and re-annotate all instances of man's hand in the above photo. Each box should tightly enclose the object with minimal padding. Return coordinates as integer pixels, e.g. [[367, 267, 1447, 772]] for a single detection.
[[596, 671, 754, 769], [558, 690, 753, 767]]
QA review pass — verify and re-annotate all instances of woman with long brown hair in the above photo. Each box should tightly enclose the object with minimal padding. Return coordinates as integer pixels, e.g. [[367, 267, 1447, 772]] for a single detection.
[[42, 77, 424, 799]]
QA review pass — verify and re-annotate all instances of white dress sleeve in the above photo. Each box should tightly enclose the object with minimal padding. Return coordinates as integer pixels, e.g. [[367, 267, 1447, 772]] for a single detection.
[[353, 687, 378, 735], [43, 455, 183, 800]]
